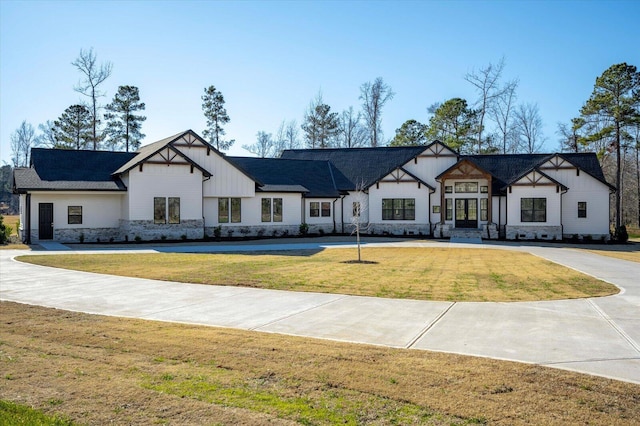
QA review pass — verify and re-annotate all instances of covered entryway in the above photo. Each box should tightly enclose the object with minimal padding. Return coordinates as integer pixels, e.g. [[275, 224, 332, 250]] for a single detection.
[[38, 203, 53, 240], [455, 198, 478, 228]]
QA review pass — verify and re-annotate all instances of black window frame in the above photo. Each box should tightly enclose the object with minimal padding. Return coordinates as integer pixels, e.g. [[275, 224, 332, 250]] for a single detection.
[[578, 201, 587, 218], [382, 198, 416, 221], [168, 197, 180, 224], [154, 197, 166, 224], [521, 198, 547, 222], [261, 198, 271, 222], [67, 206, 82, 225], [321, 202, 331, 217], [309, 201, 320, 217]]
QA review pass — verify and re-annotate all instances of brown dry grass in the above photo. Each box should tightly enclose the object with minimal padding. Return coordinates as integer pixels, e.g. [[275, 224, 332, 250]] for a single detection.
[[1, 302, 638, 425], [19, 247, 618, 302]]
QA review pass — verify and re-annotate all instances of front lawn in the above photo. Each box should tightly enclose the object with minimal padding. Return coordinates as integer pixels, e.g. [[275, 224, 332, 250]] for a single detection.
[[18, 247, 618, 301], [1, 302, 637, 425]]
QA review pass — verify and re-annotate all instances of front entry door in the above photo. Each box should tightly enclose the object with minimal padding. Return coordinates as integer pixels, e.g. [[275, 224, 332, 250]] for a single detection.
[[39, 203, 53, 240], [455, 199, 478, 228]]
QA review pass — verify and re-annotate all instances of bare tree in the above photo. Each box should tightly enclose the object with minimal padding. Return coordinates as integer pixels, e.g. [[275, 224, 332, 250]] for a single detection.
[[465, 57, 507, 153], [490, 78, 518, 153], [284, 120, 300, 150], [35, 120, 58, 148], [350, 182, 369, 262], [556, 117, 587, 153], [242, 131, 274, 158], [10, 121, 36, 167], [360, 77, 395, 147], [514, 103, 545, 153], [72, 48, 113, 149], [337, 107, 368, 148]]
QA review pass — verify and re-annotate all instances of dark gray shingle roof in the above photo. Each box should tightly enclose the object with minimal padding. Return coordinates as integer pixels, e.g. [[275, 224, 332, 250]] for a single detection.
[[280, 146, 428, 189], [13, 149, 136, 192], [228, 157, 352, 197]]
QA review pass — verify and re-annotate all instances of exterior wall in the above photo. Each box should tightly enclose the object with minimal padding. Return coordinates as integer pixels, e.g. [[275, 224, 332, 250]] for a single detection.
[[303, 197, 339, 233], [368, 180, 431, 236], [203, 193, 303, 237], [126, 163, 203, 222], [543, 167, 611, 239], [26, 192, 124, 243], [505, 185, 562, 240]]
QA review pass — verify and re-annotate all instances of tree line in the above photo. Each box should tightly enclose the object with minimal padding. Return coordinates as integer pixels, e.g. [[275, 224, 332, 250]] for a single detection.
[[7, 52, 639, 232], [10, 48, 146, 168]]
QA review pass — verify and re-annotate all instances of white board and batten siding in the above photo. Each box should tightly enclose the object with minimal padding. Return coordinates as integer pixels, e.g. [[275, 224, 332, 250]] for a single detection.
[[368, 181, 431, 224], [126, 163, 203, 221], [541, 164, 611, 236]]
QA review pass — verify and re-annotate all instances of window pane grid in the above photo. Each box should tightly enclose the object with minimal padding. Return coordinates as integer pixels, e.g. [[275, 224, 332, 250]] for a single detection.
[[382, 198, 415, 221], [521, 198, 546, 222]]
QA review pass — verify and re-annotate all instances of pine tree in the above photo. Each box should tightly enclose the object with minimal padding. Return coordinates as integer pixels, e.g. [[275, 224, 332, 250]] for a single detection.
[[53, 105, 92, 150], [104, 85, 146, 152], [202, 85, 234, 150], [581, 63, 640, 231]]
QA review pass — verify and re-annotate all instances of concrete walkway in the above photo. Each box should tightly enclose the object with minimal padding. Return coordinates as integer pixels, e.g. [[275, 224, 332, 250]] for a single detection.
[[1, 238, 639, 384]]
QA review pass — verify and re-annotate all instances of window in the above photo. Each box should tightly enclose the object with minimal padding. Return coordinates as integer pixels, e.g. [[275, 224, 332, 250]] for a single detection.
[[480, 186, 489, 193], [521, 198, 546, 222], [68, 206, 82, 224], [230, 198, 241, 223], [445, 186, 453, 193], [310, 202, 320, 217], [432, 205, 440, 214], [353, 202, 361, 217], [154, 197, 166, 224], [168, 197, 180, 224], [219, 198, 241, 223], [445, 199, 453, 220], [261, 198, 271, 222], [382, 198, 415, 220], [262, 198, 283, 222], [273, 198, 283, 222], [455, 182, 478, 193], [480, 198, 488, 221], [321, 202, 331, 217], [578, 202, 587, 218], [218, 198, 229, 223]]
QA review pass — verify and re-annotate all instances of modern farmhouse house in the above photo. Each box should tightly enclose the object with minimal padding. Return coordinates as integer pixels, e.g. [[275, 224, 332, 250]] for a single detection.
[[13, 129, 614, 244]]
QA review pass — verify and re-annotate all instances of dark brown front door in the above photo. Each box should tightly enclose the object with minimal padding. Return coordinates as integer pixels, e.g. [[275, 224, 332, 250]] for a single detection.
[[39, 203, 53, 240], [455, 198, 477, 228]]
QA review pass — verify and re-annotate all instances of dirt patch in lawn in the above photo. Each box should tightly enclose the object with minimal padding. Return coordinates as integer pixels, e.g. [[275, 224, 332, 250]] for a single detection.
[[18, 247, 619, 301], [1, 302, 638, 425]]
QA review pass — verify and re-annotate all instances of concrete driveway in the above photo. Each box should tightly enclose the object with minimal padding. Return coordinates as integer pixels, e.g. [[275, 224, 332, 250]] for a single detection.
[[1, 238, 639, 384]]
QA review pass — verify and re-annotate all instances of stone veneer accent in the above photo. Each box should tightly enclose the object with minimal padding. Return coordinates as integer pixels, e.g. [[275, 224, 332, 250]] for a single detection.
[[367, 223, 431, 237], [205, 224, 301, 238], [505, 225, 562, 241], [121, 219, 205, 241]]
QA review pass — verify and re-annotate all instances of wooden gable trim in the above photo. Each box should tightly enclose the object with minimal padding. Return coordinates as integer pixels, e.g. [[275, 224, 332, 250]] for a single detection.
[[419, 141, 457, 158], [538, 154, 575, 171], [439, 159, 492, 181], [171, 132, 209, 150], [512, 170, 555, 187]]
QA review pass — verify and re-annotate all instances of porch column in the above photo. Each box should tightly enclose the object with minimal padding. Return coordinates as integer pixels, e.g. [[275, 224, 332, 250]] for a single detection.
[[439, 180, 445, 224]]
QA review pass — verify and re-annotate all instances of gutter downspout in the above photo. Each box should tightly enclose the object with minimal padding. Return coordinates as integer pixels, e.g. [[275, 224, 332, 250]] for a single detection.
[[339, 194, 346, 234], [202, 175, 211, 238], [560, 185, 568, 239], [332, 197, 339, 233], [25, 193, 31, 245]]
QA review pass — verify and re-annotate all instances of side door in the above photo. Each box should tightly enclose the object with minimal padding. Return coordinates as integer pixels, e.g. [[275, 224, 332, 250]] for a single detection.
[[38, 203, 53, 240]]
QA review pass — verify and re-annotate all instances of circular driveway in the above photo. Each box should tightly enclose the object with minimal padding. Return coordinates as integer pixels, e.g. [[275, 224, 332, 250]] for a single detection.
[[2, 238, 639, 384]]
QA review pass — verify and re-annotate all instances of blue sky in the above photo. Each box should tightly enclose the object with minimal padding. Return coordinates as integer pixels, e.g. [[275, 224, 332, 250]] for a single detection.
[[1, 0, 638, 165]]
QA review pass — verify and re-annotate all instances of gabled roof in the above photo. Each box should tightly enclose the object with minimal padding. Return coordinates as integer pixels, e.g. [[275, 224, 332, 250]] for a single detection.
[[228, 157, 352, 197], [453, 152, 614, 193], [13, 149, 136, 192], [280, 145, 428, 189], [113, 130, 213, 177]]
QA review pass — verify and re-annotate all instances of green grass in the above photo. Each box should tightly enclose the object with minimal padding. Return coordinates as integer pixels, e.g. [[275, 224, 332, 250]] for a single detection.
[[18, 247, 619, 302], [0, 400, 74, 426]]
